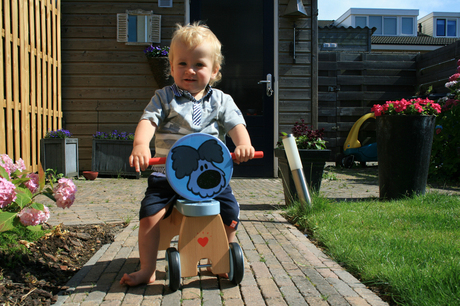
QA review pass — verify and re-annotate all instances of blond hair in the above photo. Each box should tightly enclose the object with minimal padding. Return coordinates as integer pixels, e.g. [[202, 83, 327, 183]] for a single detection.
[[169, 22, 223, 85]]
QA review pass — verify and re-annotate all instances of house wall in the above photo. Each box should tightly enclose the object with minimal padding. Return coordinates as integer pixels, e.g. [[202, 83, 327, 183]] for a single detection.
[[419, 14, 434, 37], [277, 0, 316, 133], [61, 0, 185, 171]]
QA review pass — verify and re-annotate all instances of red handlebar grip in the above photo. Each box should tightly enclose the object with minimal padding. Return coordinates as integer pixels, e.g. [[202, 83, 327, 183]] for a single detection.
[[231, 151, 264, 160], [149, 151, 263, 166]]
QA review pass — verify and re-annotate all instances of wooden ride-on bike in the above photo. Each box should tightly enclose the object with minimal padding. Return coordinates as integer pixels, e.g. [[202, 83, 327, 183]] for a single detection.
[[149, 133, 263, 292]]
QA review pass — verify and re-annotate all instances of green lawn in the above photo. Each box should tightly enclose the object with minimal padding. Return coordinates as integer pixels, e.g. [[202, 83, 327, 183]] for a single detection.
[[283, 192, 460, 306]]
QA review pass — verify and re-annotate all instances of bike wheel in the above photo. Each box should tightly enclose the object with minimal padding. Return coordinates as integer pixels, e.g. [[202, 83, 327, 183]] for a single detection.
[[166, 247, 181, 292], [228, 242, 244, 285]]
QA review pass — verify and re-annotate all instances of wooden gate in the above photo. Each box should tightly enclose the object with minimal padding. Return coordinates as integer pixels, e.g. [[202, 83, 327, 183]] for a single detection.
[[318, 52, 418, 160], [1, 0, 61, 172]]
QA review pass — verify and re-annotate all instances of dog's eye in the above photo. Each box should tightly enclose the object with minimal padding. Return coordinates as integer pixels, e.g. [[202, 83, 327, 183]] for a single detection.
[[200, 165, 203, 171], [205, 164, 208, 170]]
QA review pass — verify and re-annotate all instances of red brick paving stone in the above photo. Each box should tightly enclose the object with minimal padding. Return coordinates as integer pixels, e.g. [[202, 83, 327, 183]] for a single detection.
[[181, 299, 202, 306], [55, 177, 392, 306], [306, 296, 330, 306], [346, 296, 372, 306], [140, 299, 162, 306], [100, 301, 122, 306], [257, 278, 283, 300], [240, 285, 265, 306], [222, 299, 244, 306]]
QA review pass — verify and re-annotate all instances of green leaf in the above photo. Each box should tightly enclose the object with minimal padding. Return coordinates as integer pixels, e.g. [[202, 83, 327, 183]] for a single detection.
[[0, 166, 9, 179], [14, 187, 33, 209], [30, 202, 45, 211], [0, 211, 18, 232], [27, 225, 44, 232]]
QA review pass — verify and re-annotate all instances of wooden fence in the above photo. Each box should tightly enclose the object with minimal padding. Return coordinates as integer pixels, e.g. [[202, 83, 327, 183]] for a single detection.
[[1, 0, 61, 172], [416, 40, 460, 96], [318, 52, 419, 159]]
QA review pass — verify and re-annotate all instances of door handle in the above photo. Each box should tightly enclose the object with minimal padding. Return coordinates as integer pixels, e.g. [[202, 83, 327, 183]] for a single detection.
[[258, 74, 273, 97]]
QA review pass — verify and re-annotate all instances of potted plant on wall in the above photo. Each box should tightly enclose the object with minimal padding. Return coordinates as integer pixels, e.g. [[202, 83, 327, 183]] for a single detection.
[[371, 97, 441, 200], [40, 129, 79, 177], [145, 44, 174, 88], [275, 119, 331, 205], [91, 130, 139, 178]]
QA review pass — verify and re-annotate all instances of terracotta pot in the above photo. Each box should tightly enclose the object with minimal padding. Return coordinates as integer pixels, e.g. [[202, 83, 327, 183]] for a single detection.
[[83, 171, 98, 180]]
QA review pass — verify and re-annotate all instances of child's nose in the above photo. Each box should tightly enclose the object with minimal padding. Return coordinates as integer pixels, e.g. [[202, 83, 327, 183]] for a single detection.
[[186, 67, 196, 75]]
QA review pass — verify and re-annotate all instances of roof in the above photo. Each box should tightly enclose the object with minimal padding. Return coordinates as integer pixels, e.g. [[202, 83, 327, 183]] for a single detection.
[[371, 35, 459, 46]]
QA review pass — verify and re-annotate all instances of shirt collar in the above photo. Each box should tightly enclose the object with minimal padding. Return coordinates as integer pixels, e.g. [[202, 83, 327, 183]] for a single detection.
[[170, 83, 213, 102]]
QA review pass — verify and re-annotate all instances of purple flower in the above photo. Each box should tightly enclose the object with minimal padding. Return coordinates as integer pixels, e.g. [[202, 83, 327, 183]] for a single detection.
[[44, 129, 72, 139], [0, 177, 16, 208]]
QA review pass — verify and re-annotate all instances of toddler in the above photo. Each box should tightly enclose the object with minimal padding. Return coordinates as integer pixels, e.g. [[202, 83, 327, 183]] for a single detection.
[[120, 22, 255, 286]]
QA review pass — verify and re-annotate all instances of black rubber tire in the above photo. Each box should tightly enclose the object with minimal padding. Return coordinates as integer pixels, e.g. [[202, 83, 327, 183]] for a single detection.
[[228, 242, 244, 285], [166, 247, 181, 292]]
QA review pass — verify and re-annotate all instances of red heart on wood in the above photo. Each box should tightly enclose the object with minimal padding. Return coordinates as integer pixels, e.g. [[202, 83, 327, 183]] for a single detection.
[[197, 237, 209, 247]]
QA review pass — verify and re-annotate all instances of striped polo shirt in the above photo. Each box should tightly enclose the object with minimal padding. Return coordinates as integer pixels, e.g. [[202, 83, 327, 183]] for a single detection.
[[140, 84, 246, 158]]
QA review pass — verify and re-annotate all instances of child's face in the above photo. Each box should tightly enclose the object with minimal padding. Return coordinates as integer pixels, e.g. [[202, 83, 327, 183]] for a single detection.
[[170, 41, 219, 100]]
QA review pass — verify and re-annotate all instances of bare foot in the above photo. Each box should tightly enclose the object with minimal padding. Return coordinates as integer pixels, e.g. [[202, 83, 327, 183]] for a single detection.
[[120, 269, 156, 286]]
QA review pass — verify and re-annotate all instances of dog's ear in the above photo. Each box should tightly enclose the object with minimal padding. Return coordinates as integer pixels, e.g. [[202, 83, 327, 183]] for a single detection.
[[198, 139, 224, 163], [171, 146, 199, 179]]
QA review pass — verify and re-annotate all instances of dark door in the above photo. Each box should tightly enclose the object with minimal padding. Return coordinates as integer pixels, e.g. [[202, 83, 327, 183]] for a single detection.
[[191, 0, 274, 177]]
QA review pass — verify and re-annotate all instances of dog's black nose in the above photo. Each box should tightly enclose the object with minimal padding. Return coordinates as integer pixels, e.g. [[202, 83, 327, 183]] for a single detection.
[[197, 170, 221, 189]]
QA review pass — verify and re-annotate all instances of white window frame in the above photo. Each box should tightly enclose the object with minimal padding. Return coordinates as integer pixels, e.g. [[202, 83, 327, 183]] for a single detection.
[[353, 15, 416, 36], [117, 10, 161, 45]]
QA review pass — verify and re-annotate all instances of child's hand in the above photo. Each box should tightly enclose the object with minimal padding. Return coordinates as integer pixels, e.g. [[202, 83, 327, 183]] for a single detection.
[[233, 145, 255, 164], [130, 145, 151, 172]]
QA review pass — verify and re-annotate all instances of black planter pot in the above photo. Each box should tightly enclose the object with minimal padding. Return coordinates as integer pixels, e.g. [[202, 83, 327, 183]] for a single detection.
[[40, 138, 79, 177], [376, 115, 435, 200], [92, 139, 140, 178], [275, 148, 331, 205], [147, 57, 174, 88]]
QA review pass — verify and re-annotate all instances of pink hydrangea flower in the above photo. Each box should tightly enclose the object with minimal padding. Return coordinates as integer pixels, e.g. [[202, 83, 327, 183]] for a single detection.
[[14, 158, 26, 172], [0, 177, 17, 208], [25, 173, 40, 194], [17, 205, 50, 226], [53, 178, 77, 209], [0, 154, 15, 175]]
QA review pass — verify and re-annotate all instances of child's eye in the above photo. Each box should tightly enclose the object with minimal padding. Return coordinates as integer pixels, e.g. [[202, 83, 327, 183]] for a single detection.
[[178, 62, 187, 66], [196, 63, 204, 67]]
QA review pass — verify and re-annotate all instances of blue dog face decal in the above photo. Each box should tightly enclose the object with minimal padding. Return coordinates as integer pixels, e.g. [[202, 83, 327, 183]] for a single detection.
[[170, 139, 227, 199]]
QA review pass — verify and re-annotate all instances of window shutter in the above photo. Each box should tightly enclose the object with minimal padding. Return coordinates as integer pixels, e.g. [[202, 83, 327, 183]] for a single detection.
[[148, 14, 161, 43], [117, 13, 128, 42]]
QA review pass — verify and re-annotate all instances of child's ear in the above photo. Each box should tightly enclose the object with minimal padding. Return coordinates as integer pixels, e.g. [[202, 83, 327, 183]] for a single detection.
[[211, 64, 220, 78]]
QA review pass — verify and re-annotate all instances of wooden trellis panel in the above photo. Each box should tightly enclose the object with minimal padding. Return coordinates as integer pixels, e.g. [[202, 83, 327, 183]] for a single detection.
[[1, 0, 61, 172]]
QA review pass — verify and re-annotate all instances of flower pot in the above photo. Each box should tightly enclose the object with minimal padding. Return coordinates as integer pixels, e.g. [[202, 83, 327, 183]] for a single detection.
[[40, 138, 79, 177], [275, 148, 331, 205], [147, 57, 174, 88], [92, 139, 140, 178], [376, 115, 436, 200], [82, 171, 98, 180]]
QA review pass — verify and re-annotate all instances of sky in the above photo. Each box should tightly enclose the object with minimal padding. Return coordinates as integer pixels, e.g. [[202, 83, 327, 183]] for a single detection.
[[317, 0, 460, 21]]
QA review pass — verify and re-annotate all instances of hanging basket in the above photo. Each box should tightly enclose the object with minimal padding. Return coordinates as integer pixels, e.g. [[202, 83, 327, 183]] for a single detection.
[[147, 57, 174, 88]]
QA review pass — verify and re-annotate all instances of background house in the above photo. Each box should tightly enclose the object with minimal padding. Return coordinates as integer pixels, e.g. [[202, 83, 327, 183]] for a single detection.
[[323, 8, 459, 53], [59, 0, 317, 177]]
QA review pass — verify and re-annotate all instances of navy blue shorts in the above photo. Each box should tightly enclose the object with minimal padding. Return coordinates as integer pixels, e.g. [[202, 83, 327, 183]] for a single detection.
[[140, 175, 240, 230]]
